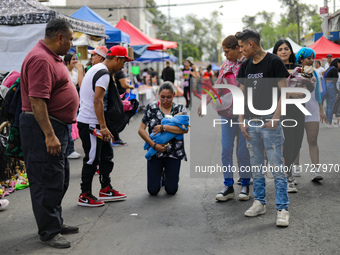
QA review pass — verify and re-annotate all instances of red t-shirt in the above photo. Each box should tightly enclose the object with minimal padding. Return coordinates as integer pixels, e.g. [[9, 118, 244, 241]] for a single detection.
[[21, 40, 79, 123], [203, 71, 213, 78]]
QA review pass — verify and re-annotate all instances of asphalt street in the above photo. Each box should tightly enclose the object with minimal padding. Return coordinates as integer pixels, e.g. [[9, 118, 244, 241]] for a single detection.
[[1, 97, 340, 255]]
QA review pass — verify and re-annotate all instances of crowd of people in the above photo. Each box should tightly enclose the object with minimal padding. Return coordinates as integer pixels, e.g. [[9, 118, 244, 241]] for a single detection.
[[0, 18, 191, 249], [197, 29, 340, 228], [1, 17, 339, 250]]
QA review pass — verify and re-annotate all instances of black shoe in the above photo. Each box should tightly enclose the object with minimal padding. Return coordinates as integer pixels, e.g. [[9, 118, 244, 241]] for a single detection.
[[41, 234, 71, 249], [215, 186, 235, 201], [60, 224, 79, 235], [236, 178, 241, 185], [238, 186, 250, 201]]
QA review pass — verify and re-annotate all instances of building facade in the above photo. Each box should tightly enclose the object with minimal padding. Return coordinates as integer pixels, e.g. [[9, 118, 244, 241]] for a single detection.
[[49, 0, 155, 37]]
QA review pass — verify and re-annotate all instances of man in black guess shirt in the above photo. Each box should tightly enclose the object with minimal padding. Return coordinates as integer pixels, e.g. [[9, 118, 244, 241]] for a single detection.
[[236, 29, 290, 227]]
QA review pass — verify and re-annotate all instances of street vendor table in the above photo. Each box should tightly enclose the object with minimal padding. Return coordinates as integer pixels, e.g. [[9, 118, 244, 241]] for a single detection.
[[133, 85, 158, 109]]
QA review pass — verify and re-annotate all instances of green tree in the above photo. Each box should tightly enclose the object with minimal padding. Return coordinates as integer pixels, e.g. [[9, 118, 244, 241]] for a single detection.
[[241, 1, 322, 45], [278, 0, 321, 43], [146, 0, 168, 39], [242, 11, 276, 49], [242, 15, 259, 31], [147, 2, 222, 62], [308, 14, 323, 32]]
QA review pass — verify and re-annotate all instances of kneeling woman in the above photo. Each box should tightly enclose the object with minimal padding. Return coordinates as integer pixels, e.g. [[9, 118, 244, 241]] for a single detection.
[[138, 82, 189, 195]]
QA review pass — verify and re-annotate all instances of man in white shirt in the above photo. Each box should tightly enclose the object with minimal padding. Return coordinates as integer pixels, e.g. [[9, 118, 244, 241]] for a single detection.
[[77, 46, 133, 207], [324, 54, 332, 70], [314, 60, 325, 89]]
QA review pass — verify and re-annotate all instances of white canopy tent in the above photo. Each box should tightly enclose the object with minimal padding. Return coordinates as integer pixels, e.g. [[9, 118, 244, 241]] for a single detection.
[[0, 0, 105, 72], [266, 37, 302, 54]]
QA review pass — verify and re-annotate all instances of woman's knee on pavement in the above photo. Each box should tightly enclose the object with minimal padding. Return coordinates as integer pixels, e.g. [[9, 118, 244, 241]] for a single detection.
[[148, 186, 161, 196], [165, 186, 178, 195]]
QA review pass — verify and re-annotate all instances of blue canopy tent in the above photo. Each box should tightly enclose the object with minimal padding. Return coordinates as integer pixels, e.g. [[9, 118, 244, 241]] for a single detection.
[[71, 5, 130, 45], [134, 50, 178, 62], [169, 55, 178, 63], [211, 64, 221, 71]]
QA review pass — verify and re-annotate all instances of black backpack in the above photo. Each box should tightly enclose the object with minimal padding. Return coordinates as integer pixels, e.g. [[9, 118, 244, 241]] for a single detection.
[[92, 69, 139, 134]]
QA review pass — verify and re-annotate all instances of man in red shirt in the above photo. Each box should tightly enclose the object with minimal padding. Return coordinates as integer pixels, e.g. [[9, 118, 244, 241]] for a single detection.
[[20, 19, 79, 248]]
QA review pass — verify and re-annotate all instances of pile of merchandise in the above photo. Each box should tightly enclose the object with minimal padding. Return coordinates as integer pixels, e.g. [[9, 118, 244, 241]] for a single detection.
[[0, 159, 28, 199]]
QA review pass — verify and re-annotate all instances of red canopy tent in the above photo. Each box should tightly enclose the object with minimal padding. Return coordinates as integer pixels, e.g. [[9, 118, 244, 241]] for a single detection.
[[116, 18, 177, 50], [308, 36, 340, 59]]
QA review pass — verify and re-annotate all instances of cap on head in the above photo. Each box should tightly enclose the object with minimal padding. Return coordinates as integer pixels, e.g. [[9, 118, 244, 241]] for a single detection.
[[186, 56, 194, 65], [88, 46, 108, 58], [327, 54, 332, 58], [107, 46, 134, 62]]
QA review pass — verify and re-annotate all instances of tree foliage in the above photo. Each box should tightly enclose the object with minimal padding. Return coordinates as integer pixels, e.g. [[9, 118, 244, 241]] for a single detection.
[[146, 0, 168, 38], [147, 0, 222, 62], [241, 0, 323, 48]]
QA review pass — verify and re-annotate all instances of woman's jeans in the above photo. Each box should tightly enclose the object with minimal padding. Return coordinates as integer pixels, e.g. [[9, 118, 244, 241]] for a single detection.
[[221, 117, 251, 187], [245, 121, 289, 211], [325, 81, 337, 124], [147, 157, 181, 196]]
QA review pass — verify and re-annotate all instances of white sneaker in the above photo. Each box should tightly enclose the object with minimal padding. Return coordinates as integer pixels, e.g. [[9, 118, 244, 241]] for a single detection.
[[311, 170, 323, 182], [276, 209, 289, 227], [216, 186, 235, 201], [244, 200, 266, 217], [0, 199, 9, 211], [292, 164, 301, 177], [238, 186, 250, 201], [326, 123, 337, 128], [287, 180, 297, 193], [68, 151, 81, 159]]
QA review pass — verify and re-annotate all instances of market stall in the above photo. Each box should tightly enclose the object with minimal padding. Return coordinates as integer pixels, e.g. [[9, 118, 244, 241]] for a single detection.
[[116, 18, 177, 51], [308, 36, 340, 59], [70, 5, 130, 47], [0, 0, 106, 72]]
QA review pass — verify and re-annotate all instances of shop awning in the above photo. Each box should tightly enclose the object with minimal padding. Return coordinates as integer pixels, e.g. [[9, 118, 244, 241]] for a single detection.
[[134, 50, 178, 62], [71, 5, 130, 44], [308, 36, 340, 59], [116, 18, 177, 50]]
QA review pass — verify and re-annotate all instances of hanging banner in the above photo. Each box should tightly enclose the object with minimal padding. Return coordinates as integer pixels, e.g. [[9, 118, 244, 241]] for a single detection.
[[72, 32, 105, 48]]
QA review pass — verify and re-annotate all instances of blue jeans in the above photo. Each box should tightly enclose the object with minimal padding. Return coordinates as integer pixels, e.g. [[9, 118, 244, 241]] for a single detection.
[[245, 121, 289, 211], [325, 81, 337, 124], [221, 117, 251, 187]]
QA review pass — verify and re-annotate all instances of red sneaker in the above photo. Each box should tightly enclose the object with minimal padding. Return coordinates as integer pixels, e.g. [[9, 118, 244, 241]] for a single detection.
[[99, 186, 127, 201], [78, 193, 105, 207]]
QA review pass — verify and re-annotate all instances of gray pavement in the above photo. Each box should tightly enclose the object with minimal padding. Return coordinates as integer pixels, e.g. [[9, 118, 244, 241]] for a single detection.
[[1, 98, 340, 255]]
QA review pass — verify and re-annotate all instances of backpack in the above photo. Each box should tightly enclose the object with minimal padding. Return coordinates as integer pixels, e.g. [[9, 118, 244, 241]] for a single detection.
[[0, 78, 20, 124], [92, 69, 139, 134], [321, 66, 335, 99]]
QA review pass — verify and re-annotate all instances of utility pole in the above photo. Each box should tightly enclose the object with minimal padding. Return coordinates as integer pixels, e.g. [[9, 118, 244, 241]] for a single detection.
[[290, 1, 301, 44], [179, 27, 183, 66], [168, 0, 170, 33], [296, 5, 300, 44], [323, 0, 329, 39], [218, 33, 221, 66]]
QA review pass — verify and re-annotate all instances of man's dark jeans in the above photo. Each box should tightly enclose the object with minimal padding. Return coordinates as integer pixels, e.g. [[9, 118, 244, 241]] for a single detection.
[[20, 112, 70, 241]]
